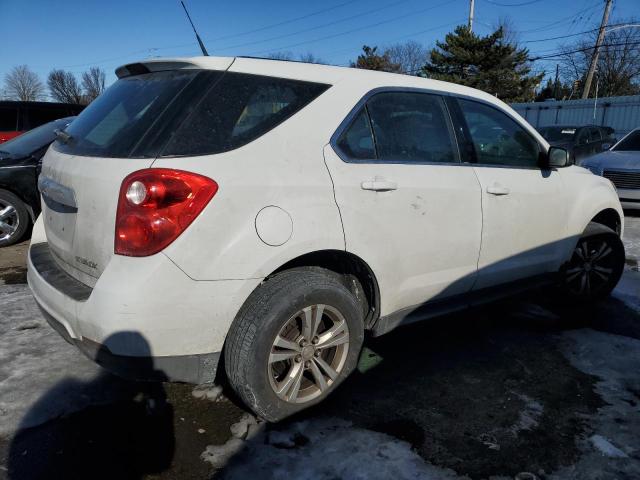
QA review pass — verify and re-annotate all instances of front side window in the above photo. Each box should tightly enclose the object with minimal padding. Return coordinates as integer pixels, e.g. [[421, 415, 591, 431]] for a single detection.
[[589, 127, 602, 143], [458, 98, 540, 167]]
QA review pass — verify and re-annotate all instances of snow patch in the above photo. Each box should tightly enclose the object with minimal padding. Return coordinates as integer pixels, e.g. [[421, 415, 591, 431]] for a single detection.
[[212, 417, 465, 479], [0, 285, 109, 436], [590, 435, 628, 458]]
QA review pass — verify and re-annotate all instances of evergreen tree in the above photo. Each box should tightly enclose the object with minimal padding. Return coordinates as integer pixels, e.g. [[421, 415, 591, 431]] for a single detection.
[[423, 26, 543, 102], [351, 46, 401, 73]]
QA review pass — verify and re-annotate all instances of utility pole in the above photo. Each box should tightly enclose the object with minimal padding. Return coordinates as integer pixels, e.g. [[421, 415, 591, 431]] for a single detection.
[[582, 0, 613, 99], [468, 0, 475, 32]]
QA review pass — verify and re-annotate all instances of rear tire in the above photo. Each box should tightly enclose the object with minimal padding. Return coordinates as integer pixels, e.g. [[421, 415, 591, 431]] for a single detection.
[[224, 268, 364, 422], [0, 189, 29, 247], [560, 222, 625, 301]]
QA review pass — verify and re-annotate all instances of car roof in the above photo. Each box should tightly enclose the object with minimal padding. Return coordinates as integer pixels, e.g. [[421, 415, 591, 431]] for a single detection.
[[115, 55, 513, 110]]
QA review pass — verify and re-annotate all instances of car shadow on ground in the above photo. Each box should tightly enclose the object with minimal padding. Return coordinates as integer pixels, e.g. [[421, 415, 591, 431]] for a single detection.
[[220, 293, 640, 479], [4, 293, 640, 480]]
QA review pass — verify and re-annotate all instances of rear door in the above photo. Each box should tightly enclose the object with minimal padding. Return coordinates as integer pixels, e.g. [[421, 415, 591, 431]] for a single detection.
[[39, 61, 234, 285], [450, 97, 568, 290], [324, 91, 482, 316]]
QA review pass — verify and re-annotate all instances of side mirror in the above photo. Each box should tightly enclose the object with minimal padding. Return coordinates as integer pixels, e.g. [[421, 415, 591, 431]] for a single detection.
[[548, 146, 571, 168]]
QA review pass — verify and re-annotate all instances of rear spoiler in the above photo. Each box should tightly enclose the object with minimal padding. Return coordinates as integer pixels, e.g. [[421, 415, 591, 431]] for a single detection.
[[115, 61, 199, 79], [115, 57, 235, 79]]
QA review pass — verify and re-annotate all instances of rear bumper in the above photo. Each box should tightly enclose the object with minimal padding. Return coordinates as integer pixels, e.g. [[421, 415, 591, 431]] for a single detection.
[[27, 221, 262, 383], [38, 303, 219, 383]]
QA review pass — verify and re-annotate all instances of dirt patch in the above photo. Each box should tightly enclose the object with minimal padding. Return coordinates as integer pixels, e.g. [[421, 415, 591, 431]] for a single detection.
[[0, 267, 27, 285]]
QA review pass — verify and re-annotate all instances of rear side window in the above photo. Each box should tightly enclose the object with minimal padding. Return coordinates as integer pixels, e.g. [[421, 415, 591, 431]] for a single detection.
[[335, 91, 458, 164], [367, 92, 457, 163], [0, 107, 18, 131], [457, 98, 540, 167], [336, 109, 375, 160], [161, 73, 329, 157]]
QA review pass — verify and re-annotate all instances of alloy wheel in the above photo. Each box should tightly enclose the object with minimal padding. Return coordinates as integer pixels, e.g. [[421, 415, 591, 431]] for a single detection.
[[565, 238, 617, 296], [0, 200, 19, 243], [268, 304, 350, 404]]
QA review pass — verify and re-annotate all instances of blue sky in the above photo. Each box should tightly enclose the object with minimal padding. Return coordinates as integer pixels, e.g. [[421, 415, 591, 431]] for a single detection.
[[0, 0, 637, 92]]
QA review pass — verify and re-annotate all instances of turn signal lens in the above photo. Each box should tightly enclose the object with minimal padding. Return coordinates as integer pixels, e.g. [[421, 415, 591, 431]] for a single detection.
[[115, 169, 218, 257]]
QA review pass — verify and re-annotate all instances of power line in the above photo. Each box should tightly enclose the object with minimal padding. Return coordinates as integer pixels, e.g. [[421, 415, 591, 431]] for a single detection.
[[529, 40, 640, 60], [210, 0, 412, 53], [247, 0, 461, 56], [482, 0, 545, 6]]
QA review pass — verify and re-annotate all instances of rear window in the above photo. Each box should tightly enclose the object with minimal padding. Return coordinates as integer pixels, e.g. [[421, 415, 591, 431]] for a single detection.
[[539, 127, 576, 142], [54, 70, 330, 158]]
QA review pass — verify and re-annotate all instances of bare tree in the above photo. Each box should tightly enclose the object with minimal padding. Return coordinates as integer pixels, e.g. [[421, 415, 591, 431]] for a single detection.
[[47, 69, 83, 104], [298, 52, 327, 64], [558, 19, 640, 97], [383, 40, 429, 74], [4, 65, 45, 101], [267, 51, 294, 60], [81, 67, 106, 102], [492, 16, 520, 47]]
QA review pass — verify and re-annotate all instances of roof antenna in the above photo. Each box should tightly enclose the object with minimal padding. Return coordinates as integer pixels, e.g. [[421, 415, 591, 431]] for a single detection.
[[180, 1, 209, 56]]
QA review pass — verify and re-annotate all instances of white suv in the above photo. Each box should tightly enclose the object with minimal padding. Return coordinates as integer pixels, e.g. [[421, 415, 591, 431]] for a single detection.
[[28, 57, 625, 421]]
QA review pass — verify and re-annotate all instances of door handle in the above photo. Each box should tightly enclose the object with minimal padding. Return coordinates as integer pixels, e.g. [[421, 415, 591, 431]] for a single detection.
[[486, 184, 510, 196], [361, 179, 398, 192]]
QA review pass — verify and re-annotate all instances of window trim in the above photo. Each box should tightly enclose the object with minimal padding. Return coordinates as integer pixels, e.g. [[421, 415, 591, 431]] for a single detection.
[[330, 87, 463, 166], [450, 95, 547, 171]]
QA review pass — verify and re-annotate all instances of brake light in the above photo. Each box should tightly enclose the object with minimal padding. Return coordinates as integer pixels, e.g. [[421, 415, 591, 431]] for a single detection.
[[115, 169, 218, 257]]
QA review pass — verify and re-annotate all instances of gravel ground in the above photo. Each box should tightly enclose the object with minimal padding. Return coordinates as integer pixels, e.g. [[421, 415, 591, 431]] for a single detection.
[[0, 216, 639, 480]]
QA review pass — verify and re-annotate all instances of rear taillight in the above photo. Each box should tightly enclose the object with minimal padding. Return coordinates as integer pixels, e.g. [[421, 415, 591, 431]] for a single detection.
[[115, 169, 218, 257]]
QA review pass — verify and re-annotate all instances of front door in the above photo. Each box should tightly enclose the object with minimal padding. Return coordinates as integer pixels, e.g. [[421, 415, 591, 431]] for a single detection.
[[324, 91, 483, 317], [452, 97, 568, 290]]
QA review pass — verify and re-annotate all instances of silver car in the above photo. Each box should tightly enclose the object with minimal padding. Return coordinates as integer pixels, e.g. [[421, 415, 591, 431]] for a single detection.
[[582, 128, 640, 210]]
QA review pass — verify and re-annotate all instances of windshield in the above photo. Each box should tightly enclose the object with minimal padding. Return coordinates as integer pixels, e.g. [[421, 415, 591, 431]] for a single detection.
[[538, 127, 577, 142], [0, 117, 72, 158], [613, 130, 640, 151]]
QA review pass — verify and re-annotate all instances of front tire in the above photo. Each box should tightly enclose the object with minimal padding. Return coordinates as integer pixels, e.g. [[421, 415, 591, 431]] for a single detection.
[[0, 189, 30, 247], [224, 268, 364, 422], [561, 222, 625, 300]]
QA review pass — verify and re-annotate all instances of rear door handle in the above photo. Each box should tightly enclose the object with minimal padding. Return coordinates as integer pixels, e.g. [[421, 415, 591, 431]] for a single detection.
[[486, 184, 510, 196], [361, 179, 398, 192]]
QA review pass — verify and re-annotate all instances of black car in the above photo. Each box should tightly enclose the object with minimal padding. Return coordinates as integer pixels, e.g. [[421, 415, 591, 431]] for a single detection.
[[0, 117, 75, 246], [0, 101, 83, 143], [538, 125, 617, 164]]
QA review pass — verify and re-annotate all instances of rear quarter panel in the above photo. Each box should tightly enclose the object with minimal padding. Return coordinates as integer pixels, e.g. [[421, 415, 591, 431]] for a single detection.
[[153, 86, 350, 281]]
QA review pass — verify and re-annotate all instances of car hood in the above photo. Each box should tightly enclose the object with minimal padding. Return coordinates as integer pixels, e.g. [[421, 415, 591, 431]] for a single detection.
[[581, 150, 640, 170]]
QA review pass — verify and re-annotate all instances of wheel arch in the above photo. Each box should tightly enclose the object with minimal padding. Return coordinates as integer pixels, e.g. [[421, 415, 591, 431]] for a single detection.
[[590, 208, 622, 235], [268, 249, 381, 330]]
